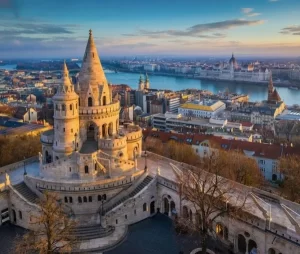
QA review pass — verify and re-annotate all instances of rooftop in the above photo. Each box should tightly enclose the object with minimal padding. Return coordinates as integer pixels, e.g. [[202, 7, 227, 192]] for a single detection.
[[180, 100, 225, 112]]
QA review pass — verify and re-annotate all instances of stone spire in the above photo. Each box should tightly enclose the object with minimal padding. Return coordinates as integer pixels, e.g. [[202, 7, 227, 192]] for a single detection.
[[78, 29, 107, 89], [138, 74, 144, 90]]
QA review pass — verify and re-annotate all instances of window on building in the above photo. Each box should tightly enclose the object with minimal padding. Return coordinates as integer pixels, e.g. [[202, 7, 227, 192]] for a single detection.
[[63, 128, 65, 132], [19, 211, 22, 220], [78, 197, 82, 203], [62, 104, 66, 111], [102, 194, 107, 200], [88, 196, 92, 202], [83, 196, 87, 203], [69, 197, 73, 203], [85, 165, 89, 174], [143, 203, 147, 211], [70, 104, 73, 110], [125, 215, 127, 220], [98, 195, 101, 201], [116, 219, 118, 224], [88, 97, 93, 107], [64, 197, 68, 203]]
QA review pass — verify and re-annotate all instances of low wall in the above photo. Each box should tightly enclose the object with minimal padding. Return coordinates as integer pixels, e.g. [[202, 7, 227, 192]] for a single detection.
[[0, 156, 39, 175]]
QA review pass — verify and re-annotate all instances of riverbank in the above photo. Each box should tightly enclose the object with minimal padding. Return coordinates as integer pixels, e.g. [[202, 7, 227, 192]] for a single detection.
[[103, 64, 300, 88]]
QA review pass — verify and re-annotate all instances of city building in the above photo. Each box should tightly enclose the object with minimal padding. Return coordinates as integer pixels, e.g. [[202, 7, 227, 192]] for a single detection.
[[178, 99, 226, 118]]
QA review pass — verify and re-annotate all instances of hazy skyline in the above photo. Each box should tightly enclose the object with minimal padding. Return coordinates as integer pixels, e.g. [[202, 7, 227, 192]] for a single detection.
[[0, 0, 300, 59]]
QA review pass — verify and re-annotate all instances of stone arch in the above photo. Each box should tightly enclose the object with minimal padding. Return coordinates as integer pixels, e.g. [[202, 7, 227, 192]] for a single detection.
[[88, 97, 93, 107], [12, 209, 16, 223], [268, 248, 276, 254], [182, 205, 189, 218], [150, 201, 155, 214], [248, 239, 257, 254], [108, 122, 113, 136], [102, 124, 107, 138], [216, 222, 224, 238], [87, 122, 97, 141], [272, 174, 278, 181], [238, 234, 246, 253], [163, 197, 169, 215]]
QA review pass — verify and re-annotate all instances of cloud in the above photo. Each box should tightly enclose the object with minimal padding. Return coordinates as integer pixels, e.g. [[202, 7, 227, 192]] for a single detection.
[[241, 8, 253, 14], [280, 25, 300, 35], [125, 19, 264, 39], [247, 13, 261, 17], [241, 8, 261, 17], [0, 23, 76, 36]]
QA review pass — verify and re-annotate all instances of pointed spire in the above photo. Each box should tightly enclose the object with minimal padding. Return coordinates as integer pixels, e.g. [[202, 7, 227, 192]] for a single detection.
[[145, 73, 149, 82], [78, 29, 107, 88], [139, 74, 144, 83]]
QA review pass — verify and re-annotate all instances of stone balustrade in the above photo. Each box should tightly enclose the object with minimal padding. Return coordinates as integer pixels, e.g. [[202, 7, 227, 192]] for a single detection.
[[79, 102, 120, 116]]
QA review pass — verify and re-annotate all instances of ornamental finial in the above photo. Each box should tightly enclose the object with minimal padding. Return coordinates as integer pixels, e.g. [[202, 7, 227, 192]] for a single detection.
[[89, 29, 92, 36]]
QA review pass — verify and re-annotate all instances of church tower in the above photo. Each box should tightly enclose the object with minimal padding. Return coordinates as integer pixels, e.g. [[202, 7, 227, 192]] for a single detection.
[[77, 30, 111, 108], [52, 62, 80, 160], [144, 73, 150, 89], [138, 75, 144, 90]]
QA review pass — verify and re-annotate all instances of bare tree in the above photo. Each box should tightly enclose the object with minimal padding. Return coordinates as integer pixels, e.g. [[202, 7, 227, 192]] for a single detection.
[[14, 192, 77, 254], [174, 153, 249, 254]]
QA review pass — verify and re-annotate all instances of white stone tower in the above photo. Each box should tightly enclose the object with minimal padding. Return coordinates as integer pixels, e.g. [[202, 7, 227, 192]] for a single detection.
[[52, 62, 80, 160]]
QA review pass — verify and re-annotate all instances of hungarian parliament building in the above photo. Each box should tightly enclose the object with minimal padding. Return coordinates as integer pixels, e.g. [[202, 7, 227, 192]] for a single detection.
[[195, 54, 271, 82]]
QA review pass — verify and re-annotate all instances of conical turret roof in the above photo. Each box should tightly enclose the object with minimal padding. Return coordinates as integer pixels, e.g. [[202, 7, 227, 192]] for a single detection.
[[78, 30, 107, 89], [53, 61, 78, 101]]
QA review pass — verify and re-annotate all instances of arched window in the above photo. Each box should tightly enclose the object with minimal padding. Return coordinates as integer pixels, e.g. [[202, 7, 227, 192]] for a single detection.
[[56, 104, 59, 111], [62, 104, 66, 111], [88, 97, 93, 107], [143, 203, 147, 211], [19, 210, 22, 220], [102, 194, 107, 200], [78, 197, 82, 203], [216, 223, 224, 238], [98, 195, 102, 201], [64, 197, 68, 203], [95, 163, 97, 171], [76, 103, 77, 109], [70, 104, 73, 110], [88, 196, 92, 202], [125, 214, 127, 219], [85, 165, 89, 174], [83, 196, 87, 203], [102, 96, 106, 106], [69, 197, 73, 203]]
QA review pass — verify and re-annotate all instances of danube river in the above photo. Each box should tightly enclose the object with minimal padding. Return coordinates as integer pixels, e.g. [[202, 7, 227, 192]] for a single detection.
[[105, 71, 300, 106], [1, 64, 300, 105]]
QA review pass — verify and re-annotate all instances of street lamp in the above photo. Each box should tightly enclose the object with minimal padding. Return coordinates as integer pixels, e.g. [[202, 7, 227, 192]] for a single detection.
[[23, 157, 27, 175], [144, 149, 147, 171], [74, 133, 78, 152]]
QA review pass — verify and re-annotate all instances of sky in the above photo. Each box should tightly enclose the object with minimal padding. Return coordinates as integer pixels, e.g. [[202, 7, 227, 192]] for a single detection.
[[0, 0, 300, 59]]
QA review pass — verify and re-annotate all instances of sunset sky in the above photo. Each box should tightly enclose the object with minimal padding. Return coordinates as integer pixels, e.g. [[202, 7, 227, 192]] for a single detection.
[[0, 0, 300, 58]]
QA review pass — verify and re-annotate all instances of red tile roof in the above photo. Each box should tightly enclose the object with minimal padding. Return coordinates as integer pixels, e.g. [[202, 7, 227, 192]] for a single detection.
[[142, 129, 300, 160]]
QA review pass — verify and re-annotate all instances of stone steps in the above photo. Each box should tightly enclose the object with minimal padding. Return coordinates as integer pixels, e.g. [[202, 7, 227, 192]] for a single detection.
[[103, 175, 153, 214], [71, 225, 114, 241], [13, 182, 39, 204]]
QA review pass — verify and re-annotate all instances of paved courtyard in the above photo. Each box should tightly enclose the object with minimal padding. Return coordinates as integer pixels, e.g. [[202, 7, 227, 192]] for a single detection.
[[0, 213, 230, 254]]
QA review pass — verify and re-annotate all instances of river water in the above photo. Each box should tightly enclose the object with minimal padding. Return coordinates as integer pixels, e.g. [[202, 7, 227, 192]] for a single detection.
[[1, 64, 300, 105]]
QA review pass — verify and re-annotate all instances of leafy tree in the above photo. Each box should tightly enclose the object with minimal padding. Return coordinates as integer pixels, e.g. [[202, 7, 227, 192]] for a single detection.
[[279, 155, 300, 203], [14, 192, 76, 254]]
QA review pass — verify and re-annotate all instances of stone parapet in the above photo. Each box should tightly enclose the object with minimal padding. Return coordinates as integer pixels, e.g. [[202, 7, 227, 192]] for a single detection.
[[79, 102, 120, 116]]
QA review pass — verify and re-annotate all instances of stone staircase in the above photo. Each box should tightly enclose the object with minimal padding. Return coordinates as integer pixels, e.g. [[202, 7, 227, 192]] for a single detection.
[[13, 182, 39, 204], [103, 175, 153, 214], [71, 225, 114, 241]]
